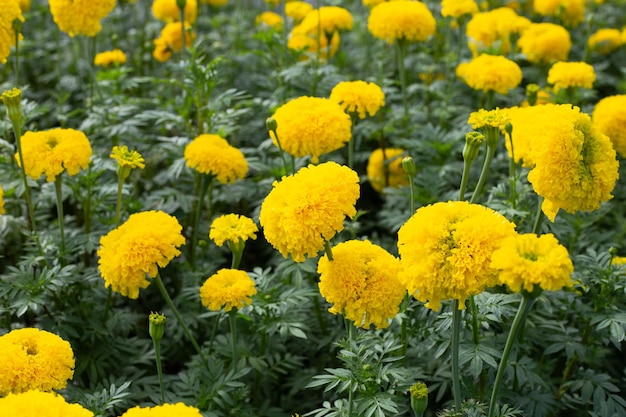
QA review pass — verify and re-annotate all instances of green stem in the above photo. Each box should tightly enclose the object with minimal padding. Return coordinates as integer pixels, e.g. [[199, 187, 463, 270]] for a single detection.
[[54, 176, 66, 257], [153, 338, 165, 403], [207, 311, 223, 356], [190, 174, 212, 267], [469, 296, 479, 345], [270, 128, 291, 175], [532, 196, 544, 235], [459, 158, 472, 201], [228, 309, 238, 372], [395, 39, 409, 126], [507, 130, 517, 210], [230, 240, 244, 269], [469, 144, 497, 204], [348, 113, 357, 169], [115, 173, 124, 227], [345, 317, 355, 416], [324, 240, 334, 261], [451, 299, 463, 412]]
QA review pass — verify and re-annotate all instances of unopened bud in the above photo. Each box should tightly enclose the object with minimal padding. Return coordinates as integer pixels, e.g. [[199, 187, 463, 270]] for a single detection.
[[463, 131, 484, 162], [265, 117, 278, 132], [401, 156, 416, 178], [1, 88, 23, 127], [149, 312, 166, 343], [410, 382, 428, 417]]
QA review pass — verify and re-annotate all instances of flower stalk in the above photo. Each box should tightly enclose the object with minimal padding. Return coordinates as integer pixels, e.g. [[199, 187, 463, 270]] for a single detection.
[[451, 299, 463, 412], [54, 176, 66, 257], [149, 312, 166, 404], [190, 174, 213, 267]]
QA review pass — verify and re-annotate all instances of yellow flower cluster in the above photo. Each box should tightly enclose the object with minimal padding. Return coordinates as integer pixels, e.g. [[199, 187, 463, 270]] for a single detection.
[[517, 22, 572, 64], [153, 22, 195, 62], [397, 201, 516, 311], [588, 28, 624, 55], [120, 403, 203, 417], [17, 128, 92, 182], [0, 0, 23, 64], [209, 214, 258, 247], [184, 134, 248, 184], [0, 391, 93, 417], [298, 6, 353, 35], [287, 26, 341, 59], [318, 240, 405, 329], [441, 0, 478, 18], [468, 108, 510, 130], [533, 0, 585, 26], [285, 1, 313, 23], [465, 8, 530, 55], [199, 269, 257, 312], [547, 61, 596, 92], [367, 0, 436, 43], [593, 95, 626, 157], [491, 233, 573, 293], [110, 145, 145, 169], [152, 0, 198, 23], [456, 54, 522, 94], [255, 11, 283, 30], [0, 328, 75, 395], [329, 80, 385, 119], [97, 210, 185, 299], [366, 148, 409, 193], [259, 162, 359, 262], [48, 0, 116, 37], [94, 49, 127, 67], [269, 96, 351, 162]]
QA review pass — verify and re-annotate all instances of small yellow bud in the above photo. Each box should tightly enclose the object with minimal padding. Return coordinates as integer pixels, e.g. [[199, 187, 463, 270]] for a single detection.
[[410, 382, 428, 417], [1, 88, 23, 127], [526, 83, 540, 106], [463, 131, 485, 162], [149, 312, 166, 343]]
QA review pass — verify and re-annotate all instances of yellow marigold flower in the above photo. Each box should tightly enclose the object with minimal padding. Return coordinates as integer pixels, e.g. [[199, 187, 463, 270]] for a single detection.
[[94, 49, 127, 67], [200, 0, 227, 6], [456, 54, 522, 94], [48, 0, 116, 37], [184, 134, 248, 184], [547, 61, 595, 92], [0, 391, 93, 417], [441, 0, 479, 18], [0, 328, 75, 395], [298, 6, 353, 35], [318, 240, 405, 329], [367, 0, 436, 43], [613, 256, 626, 266], [593, 95, 626, 157], [199, 269, 257, 312], [120, 403, 203, 417], [329, 80, 385, 119], [288, 24, 341, 60], [152, 0, 198, 23], [259, 162, 360, 262], [97, 210, 185, 299], [491, 233, 573, 293], [0, 186, 4, 215], [366, 148, 409, 193], [269, 96, 351, 163], [285, 1, 313, 23], [517, 22, 571, 64], [466, 8, 530, 55], [153, 21, 195, 62], [533, 0, 585, 26], [588, 28, 624, 55], [209, 214, 258, 247], [111, 145, 145, 169], [397, 201, 516, 311], [255, 11, 283, 30], [0, 0, 23, 64], [16, 128, 92, 182], [468, 108, 510, 129]]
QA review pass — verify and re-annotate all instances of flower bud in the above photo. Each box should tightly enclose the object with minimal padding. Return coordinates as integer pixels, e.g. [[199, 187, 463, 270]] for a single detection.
[[463, 131, 484, 163], [266, 117, 278, 132], [526, 83, 540, 107], [410, 382, 428, 417], [149, 312, 166, 343], [1, 88, 23, 127], [401, 156, 416, 178]]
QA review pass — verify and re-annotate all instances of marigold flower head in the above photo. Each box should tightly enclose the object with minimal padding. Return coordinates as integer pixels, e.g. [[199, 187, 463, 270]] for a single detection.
[[298, 6, 353, 35], [269, 96, 351, 163], [285, 1, 314, 22], [367, 0, 436, 43], [397, 201, 516, 311], [111, 145, 145, 170], [94, 49, 127, 67], [97, 210, 185, 299], [588, 28, 624, 55], [318, 240, 405, 329], [533, 0, 585, 26], [152, 0, 198, 23], [517, 22, 571, 64], [329, 80, 385, 119], [366, 148, 409, 193], [259, 162, 360, 262], [209, 214, 258, 247], [456, 54, 522, 94], [593, 95, 626, 157], [468, 108, 510, 129], [288, 25, 341, 59], [120, 403, 203, 417], [441, 0, 479, 18], [0, 328, 75, 395], [48, 0, 116, 37], [0, 391, 93, 417], [153, 21, 195, 62], [16, 128, 92, 182], [0, 1, 23, 64], [491, 233, 573, 293], [466, 8, 530, 55], [184, 134, 248, 184], [547, 61, 596, 92], [199, 269, 257, 312], [256, 11, 283, 30]]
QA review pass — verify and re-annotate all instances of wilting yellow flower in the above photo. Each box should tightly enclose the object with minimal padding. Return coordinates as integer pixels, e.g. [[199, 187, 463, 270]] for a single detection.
[[593, 95, 626, 157], [298, 6, 353, 35], [397, 201, 516, 311], [441, 0, 479, 18], [491, 233, 573, 293], [16, 128, 92, 182], [200, 0, 227, 6], [466, 8, 530, 55], [48, 0, 116, 37], [517, 22, 572, 64], [152, 0, 198, 23], [255, 11, 283, 30], [366, 148, 409, 193], [269, 96, 351, 163], [456, 54, 522, 94], [288, 24, 341, 59], [120, 403, 203, 417], [209, 214, 258, 247], [547, 61, 595, 92], [468, 108, 510, 129], [533, 0, 585, 26], [110, 145, 145, 169], [153, 21, 195, 62], [329, 80, 385, 119], [0, 328, 74, 395], [0, 186, 4, 215], [588, 28, 624, 54], [184, 134, 248, 184], [318, 240, 405, 329], [0, 0, 23, 64], [97, 210, 185, 299], [259, 162, 359, 262], [0, 391, 93, 417], [285, 1, 313, 23], [199, 269, 257, 312], [367, 0, 436, 43], [94, 49, 127, 67]]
